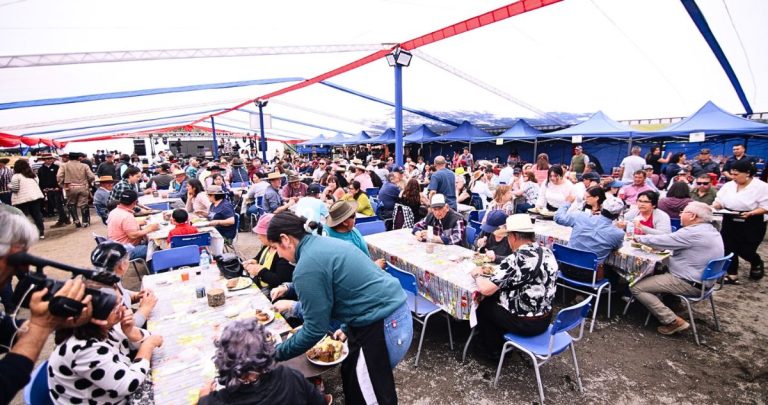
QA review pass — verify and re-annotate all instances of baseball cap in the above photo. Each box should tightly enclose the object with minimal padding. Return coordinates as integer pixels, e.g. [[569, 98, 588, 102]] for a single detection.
[[430, 194, 447, 208], [119, 189, 138, 204], [307, 183, 323, 195], [91, 242, 129, 272], [602, 197, 625, 215], [700, 148, 711, 155], [582, 172, 600, 181], [609, 180, 624, 188], [643, 164, 653, 170], [481, 210, 508, 233]]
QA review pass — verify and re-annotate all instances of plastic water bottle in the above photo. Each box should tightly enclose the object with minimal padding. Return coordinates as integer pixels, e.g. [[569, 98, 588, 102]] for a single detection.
[[200, 250, 210, 272], [626, 221, 635, 239]]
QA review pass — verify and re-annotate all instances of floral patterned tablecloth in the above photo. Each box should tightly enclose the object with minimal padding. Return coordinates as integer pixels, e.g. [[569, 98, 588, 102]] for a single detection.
[[533, 220, 670, 285], [365, 229, 481, 322], [143, 268, 291, 405]]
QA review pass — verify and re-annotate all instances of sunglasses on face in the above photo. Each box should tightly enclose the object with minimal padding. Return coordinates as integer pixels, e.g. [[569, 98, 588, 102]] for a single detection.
[[696, 182, 710, 186]]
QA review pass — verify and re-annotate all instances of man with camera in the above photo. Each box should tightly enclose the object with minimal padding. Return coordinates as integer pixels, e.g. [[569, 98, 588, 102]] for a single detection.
[[1, 212, 98, 404]]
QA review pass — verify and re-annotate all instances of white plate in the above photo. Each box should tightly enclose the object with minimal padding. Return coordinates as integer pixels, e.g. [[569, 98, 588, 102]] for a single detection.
[[307, 340, 349, 366], [193, 221, 210, 227], [255, 308, 275, 325], [227, 277, 253, 291]]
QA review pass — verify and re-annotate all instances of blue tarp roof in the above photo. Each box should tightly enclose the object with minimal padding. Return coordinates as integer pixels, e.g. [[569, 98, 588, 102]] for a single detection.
[[496, 119, 542, 141], [541, 111, 637, 139], [299, 134, 326, 145], [350, 130, 373, 145], [371, 128, 396, 144], [323, 132, 354, 145], [404, 124, 440, 144], [438, 120, 493, 142], [644, 101, 768, 137]]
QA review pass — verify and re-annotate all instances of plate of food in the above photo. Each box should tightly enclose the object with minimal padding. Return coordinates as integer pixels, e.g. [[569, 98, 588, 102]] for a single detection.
[[254, 308, 274, 325], [226, 277, 253, 291], [472, 253, 493, 266], [307, 336, 348, 366], [480, 264, 496, 276]]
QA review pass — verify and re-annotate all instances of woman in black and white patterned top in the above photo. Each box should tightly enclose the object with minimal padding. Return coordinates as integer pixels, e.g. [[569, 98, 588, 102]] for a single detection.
[[47, 291, 163, 404], [470, 214, 558, 357]]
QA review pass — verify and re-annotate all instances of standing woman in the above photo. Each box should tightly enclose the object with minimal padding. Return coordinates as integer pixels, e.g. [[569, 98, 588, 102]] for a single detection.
[[10, 158, 46, 239], [533, 153, 551, 184], [268, 212, 412, 404], [713, 159, 768, 283], [645, 146, 671, 176]]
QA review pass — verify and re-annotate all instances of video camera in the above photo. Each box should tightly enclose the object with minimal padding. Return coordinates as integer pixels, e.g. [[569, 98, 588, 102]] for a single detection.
[[8, 252, 120, 320]]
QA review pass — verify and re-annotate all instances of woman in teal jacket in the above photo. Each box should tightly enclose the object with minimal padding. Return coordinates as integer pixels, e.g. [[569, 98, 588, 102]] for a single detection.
[[267, 212, 412, 405]]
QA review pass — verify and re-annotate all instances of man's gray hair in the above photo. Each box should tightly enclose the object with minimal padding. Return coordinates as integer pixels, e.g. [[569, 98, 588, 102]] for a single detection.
[[631, 146, 641, 155], [386, 172, 398, 182], [213, 319, 276, 389], [0, 212, 39, 257], [685, 201, 713, 223], [434, 156, 447, 166]]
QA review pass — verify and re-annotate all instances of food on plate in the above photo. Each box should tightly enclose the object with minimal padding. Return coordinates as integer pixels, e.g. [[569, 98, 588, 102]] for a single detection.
[[630, 242, 643, 249], [481, 264, 495, 275], [307, 336, 344, 363], [255, 309, 271, 323], [472, 253, 492, 266], [226, 277, 252, 290], [226, 279, 238, 289]]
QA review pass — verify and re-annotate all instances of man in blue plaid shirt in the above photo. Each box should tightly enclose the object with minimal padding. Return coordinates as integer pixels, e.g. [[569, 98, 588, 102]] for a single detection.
[[412, 193, 468, 247]]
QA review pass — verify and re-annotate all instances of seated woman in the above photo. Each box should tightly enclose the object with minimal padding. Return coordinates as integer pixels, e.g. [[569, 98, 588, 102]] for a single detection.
[[321, 175, 345, 203], [342, 180, 374, 216], [622, 190, 672, 235], [198, 319, 328, 405], [535, 165, 574, 211], [469, 171, 493, 209], [210, 173, 234, 201], [398, 178, 428, 223], [206, 185, 237, 242], [473, 210, 513, 264], [455, 174, 472, 206], [90, 242, 157, 327], [48, 290, 164, 404], [569, 186, 606, 215], [245, 214, 295, 293], [483, 185, 514, 223], [658, 181, 692, 220], [186, 178, 211, 217], [513, 171, 539, 213]]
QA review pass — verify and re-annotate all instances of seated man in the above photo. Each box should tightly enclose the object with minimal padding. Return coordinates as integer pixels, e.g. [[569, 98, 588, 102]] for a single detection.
[[377, 172, 401, 222], [630, 202, 724, 336], [280, 174, 308, 199], [93, 175, 115, 225], [106, 190, 160, 261], [167, 169, 188, 201], [618, 170, 651, 205], [469, 214, 558, 358], [412, 194, 467, 247], [293, 184, 329, 224], [554, 195, 625, 281]]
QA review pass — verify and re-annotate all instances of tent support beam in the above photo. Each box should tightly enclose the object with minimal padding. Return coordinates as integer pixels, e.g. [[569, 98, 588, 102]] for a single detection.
[[681, 0, 752, 115], [211, 117, 219, 160]]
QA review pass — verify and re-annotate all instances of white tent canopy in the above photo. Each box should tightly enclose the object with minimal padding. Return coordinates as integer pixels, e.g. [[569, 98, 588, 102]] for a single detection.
[[0, 0, 766, 144]]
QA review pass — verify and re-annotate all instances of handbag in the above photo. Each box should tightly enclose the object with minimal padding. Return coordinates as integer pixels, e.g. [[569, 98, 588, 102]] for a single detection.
[[214, 253, 244, 279]]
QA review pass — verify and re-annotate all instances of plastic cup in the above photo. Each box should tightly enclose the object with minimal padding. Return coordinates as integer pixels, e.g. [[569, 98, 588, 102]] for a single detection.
[[180, 271, 190, 282], [426, 242, 435, 254]]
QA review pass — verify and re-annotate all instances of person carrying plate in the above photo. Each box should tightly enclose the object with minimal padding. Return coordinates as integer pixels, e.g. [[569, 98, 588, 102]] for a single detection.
[[266, 212, 412, 405]]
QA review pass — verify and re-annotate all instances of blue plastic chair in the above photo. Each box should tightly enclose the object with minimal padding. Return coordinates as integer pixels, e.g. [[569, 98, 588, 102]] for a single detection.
[[370, 199, 380, 216], [170, 232, 212, 253], [366, 187, 380, 198], [356, 215, 379, 224], [466, 226, 477, 246], [470, 193, 485, 210], [92, 232, 107, 245], [385, 262, 453, 367], [670, 218, 681, 231], [223, 213, 241, 254], [494, 297, 593, 402], [674, 253, 733, 345], [469, 220, 483, 236], [145, 202, 171, 211], [231, 181, 250, 188], [151, 245, 201, 273], [467, 209, 486, 224], [356, 220, 386, 236], [553, 244, 611, 332], [24, 360, 53, 405]]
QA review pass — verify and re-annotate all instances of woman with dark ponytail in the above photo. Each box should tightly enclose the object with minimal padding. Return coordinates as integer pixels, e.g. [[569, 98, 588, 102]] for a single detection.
[[267, 212, 411, 405]]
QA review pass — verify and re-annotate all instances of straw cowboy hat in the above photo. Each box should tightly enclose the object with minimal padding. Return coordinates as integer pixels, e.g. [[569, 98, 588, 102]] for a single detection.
[[172, 169, 186, 176], [206, 185, 226, 195], [97, 175, 115, 183], [266, 172, 284, 181], [326, 200, 358, 227], [499, 214, 535, 233]]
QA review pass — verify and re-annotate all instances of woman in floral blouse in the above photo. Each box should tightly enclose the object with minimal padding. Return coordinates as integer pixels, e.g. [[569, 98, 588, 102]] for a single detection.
[[470, 214, 558, 359]]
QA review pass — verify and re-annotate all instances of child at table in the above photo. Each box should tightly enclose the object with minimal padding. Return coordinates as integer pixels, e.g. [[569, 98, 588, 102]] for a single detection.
[[166, 208, 198, 244]]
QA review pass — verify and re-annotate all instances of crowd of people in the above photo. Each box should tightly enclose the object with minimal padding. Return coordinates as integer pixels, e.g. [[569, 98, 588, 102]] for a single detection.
[[0, 140, 766, 404]]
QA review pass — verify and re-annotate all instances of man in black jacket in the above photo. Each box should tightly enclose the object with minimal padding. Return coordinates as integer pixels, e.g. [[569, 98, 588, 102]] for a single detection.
[[36, 154, 69, 227]]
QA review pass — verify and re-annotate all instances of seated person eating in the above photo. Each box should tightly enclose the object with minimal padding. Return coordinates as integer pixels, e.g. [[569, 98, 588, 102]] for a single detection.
[[412, 194, 468, 247]]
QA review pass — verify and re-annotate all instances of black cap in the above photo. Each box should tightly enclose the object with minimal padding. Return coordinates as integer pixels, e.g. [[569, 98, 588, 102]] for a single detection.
[[119, 189, 138, 205], [91, 242, 128, 272], [307, 183, 323, 195]]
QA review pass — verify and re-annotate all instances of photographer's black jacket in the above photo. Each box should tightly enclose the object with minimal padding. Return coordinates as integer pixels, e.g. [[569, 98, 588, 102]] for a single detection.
[[0, 314, 33, 405]]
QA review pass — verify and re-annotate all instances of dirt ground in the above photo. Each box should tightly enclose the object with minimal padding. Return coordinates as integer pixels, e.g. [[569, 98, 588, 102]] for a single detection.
[[8, 214, 768, 405]]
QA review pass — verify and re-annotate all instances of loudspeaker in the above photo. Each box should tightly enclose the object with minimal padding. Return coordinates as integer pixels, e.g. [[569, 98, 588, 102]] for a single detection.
[[133, 140, 146, 156]]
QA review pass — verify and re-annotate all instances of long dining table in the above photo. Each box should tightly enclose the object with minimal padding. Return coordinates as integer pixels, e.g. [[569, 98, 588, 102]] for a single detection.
[[365, 223, 671, 326], [143, 268, 330, 405]]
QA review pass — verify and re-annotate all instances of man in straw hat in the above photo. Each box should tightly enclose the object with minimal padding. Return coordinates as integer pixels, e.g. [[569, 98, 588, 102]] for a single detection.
[[167, 168, 188, 201], [353, 162, 374, 191], [412, 194, 467, 247], [468, 213, 559, 360], [93, 175, 116, 225], [262, 172, 295, 214], [280, 173, 308, 199], [37, 153, 70, 227]]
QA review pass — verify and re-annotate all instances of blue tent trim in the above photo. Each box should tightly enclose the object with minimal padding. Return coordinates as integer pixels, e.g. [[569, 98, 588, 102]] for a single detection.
[[644, 101, 768, 137], [540, 111, 637, 139], [438, 121, 493, 143], [403, 125, 440, 144]]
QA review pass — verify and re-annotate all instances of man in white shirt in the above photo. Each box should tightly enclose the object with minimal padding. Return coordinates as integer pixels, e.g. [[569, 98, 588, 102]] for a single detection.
[[312, 160, 326, 182], [619, 146, 647, 183], [498, 159, 516, 185]]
